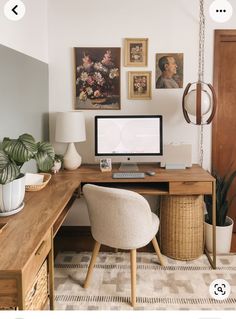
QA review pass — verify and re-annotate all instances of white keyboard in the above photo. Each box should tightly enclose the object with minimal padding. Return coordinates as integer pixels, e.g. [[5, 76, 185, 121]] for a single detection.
[[112, 172, 145, 179]]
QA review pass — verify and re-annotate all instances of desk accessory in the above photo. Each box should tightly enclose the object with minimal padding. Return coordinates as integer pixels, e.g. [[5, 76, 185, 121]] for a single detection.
[[161, 144, 192, 169], [100, 158, 112, 172], [55, 111, 86, 170], [145, 171, 156, 176], [112, 172, 145, 179], [25, 173, 51, 192]]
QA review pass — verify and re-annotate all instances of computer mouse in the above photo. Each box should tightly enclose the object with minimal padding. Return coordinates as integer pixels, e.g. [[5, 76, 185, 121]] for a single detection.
[[145, 171, 156, 176]]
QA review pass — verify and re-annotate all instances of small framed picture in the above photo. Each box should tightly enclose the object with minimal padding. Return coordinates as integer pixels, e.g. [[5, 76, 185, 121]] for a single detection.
[[155, 53, 183, 89], [128, 71, 152, 100], [100, 158, 112, 172], [124, 38, 148, 67]]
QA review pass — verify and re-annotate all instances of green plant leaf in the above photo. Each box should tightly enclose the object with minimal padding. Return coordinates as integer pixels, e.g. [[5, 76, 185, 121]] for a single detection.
[[205, 170, 236, 226], [0, 150, 20, 184], [35, 142, 55, 172], [221, 170, 236, 203], [2, 134, 37, 166]]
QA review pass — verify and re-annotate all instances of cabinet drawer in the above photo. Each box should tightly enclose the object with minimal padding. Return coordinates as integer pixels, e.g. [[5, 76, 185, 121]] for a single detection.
[[169, 181, 212, 195], [23, 230, 51, 293], [25, 260, 48, 310], [0, 278, 17, 309]]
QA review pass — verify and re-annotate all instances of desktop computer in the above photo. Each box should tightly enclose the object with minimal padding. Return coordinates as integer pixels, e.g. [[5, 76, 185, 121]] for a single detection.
[[95, 115, 163, 173]]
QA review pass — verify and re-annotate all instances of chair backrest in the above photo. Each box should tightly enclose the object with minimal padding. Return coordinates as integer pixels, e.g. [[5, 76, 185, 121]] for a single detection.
[[83, 184, 156, 249]]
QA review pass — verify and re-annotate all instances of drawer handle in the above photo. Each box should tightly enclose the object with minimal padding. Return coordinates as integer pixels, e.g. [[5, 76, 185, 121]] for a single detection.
[[183, 182, 196, 185], [31, 282, 38, 297], [35, 241, 46, 255]]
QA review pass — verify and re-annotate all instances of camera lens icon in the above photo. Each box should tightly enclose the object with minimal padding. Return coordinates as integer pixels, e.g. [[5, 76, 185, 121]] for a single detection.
[[209, 279, 231, 300]]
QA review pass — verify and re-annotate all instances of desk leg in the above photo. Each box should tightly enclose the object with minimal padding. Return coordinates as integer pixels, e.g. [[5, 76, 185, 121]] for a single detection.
[[205, 180, 216, 269], [48, 230, 55, 310]]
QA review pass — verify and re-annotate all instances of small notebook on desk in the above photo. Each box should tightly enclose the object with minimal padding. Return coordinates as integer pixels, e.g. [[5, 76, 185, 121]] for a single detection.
[[112, 172, 145, 179]]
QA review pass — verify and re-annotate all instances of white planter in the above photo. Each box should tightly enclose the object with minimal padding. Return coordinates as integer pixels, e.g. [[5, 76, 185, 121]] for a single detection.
[[0, 174, 25, 213], [205, 216, 234, 254]]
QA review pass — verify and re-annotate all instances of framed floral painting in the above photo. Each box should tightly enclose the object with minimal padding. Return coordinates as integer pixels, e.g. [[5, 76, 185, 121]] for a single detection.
[[128, 71, 152, 99], [75, 47, 121, 110], [124, 38, 148, 67]]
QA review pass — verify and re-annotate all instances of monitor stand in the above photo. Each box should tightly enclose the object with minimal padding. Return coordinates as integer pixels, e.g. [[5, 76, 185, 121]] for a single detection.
[[119, 162, 139, 172]]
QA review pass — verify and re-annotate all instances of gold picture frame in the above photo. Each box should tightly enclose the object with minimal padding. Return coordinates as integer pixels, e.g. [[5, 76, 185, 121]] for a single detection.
[[128, 71, 152, 100], [124, 38, 148, 66]]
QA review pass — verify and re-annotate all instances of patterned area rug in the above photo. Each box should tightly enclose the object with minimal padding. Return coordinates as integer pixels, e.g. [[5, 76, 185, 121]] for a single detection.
[[54, 251, 236, 310]]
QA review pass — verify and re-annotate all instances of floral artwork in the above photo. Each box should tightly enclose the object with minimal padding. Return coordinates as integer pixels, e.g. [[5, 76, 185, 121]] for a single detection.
[[124, 38, 148, 67], [128, 71, 152, 99], [75, 47, 121, 109]]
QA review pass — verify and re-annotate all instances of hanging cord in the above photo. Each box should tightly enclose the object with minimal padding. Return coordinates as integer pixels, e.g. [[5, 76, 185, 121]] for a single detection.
[[198, 0, 205, 83], [199, 0, 205, 167], [200, 124, 204, 167]]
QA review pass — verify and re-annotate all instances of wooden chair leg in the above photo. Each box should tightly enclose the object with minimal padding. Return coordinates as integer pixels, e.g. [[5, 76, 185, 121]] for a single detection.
[[152, 237, 164, 266], [84, 241, 101, 288], [130, 249, 136, 307]]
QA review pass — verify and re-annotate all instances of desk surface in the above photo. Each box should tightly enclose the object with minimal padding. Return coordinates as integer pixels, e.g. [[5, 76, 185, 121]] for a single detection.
[[0, 164, 214, 272]]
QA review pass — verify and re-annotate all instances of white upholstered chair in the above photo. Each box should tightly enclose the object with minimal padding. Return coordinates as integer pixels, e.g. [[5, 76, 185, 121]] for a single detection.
[[83, 184, 164, 307]]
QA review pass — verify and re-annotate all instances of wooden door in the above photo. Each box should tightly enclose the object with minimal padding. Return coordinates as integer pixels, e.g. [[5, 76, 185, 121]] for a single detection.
[[213, 30, 236, 232]]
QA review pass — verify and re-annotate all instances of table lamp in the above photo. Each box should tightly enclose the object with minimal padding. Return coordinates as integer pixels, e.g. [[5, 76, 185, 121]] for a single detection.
[[55, 111, 86, 170]]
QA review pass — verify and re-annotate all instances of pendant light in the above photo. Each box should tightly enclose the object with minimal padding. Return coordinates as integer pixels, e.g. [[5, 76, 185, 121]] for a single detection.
[[182, 0, 217, 166], [182, 0, 216, 125]]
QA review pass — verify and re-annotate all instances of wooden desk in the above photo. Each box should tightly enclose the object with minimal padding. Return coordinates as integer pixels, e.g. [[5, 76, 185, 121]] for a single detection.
[[0, 164, 216, 310]]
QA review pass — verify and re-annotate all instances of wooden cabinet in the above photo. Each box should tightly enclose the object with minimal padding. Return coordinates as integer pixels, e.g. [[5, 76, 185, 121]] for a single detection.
[[24, 260, 48, 310], [0, 231, 51, 310], [23, 230, 51, 293], [169, 181, 212, 195]]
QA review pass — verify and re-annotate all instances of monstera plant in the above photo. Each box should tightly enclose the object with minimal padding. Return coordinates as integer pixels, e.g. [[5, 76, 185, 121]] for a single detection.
[[0, 133, 55, 214]]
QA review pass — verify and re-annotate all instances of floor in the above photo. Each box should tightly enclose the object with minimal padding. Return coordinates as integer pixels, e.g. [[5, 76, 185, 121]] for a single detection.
[[54, 251, 236, 310]]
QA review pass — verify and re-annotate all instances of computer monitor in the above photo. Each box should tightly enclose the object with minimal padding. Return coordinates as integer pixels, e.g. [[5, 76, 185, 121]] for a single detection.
[[95, 115, 163, 170]]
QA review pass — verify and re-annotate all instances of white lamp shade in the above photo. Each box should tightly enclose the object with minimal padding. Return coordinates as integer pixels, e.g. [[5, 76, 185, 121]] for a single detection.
[[55, 111, 86, 143], [184, 89, 211, 116]]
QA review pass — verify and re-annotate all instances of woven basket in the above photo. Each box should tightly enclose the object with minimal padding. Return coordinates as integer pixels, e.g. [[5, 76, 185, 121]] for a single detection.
[[160, 195, 204, 261], [25, 173, 51, 192], [25, 260, 48, 310]]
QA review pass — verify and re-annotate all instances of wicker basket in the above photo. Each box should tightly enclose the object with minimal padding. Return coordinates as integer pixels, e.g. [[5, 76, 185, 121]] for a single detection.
[[25, 260, 48, 310], [160, 195, 204, 260], [25, 173, 51, 192]]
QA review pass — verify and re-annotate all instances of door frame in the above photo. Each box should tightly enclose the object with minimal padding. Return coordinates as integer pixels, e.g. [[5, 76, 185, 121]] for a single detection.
[[212, 29, 236, 165], [213, 29, 236, 233]]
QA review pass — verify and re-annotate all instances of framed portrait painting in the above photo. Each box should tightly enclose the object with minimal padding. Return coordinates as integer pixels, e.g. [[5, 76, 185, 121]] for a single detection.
[[128, 71, 152, 100], [155, 53, 183, 89], [124, 38, 148, 67], [74, 47, 121, 110]]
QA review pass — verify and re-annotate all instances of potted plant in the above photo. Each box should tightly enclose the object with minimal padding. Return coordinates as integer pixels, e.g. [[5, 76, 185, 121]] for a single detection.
[[0, 133, 55, 215], [204, 170, 236, 253]]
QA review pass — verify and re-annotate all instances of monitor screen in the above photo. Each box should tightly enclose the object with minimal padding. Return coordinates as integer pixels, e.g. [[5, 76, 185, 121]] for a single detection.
[[95, 115, 163, 158]]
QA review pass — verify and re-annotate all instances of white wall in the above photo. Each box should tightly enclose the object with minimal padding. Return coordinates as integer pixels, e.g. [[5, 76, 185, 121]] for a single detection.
[[0, 0, 48, 62], [48, 0, 236, 171]]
